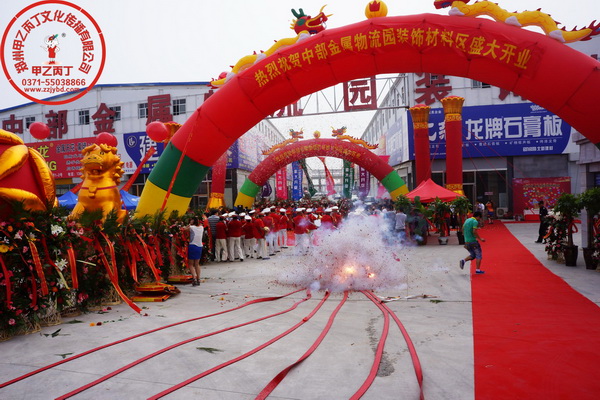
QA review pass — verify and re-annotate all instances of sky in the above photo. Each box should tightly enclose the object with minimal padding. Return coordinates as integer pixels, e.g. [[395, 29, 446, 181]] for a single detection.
[[0, 0, 597, 139]]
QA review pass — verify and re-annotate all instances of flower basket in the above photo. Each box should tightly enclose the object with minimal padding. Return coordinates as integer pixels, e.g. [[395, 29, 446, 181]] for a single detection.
[[101, 285, 122, 306], [1, 318, 41, 341], [39, 299, 62, 327]]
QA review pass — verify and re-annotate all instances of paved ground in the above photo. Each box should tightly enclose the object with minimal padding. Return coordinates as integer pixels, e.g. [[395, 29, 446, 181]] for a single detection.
[[0, 221, 598, 400]]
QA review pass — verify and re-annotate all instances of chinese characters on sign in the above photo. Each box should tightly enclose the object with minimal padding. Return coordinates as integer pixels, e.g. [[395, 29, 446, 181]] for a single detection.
[[343, 77, 377, 111], [2, 2, 105, 104], [91, 102, 115, 134], [415, 73, 452, 106], [276, 168, 288, 200], [252, 24, 539, 89], [271, 101, 304, 118], [147, 94, 173, 125], [2, 114, 24, 134], [407, 103, 572, 159], [292, 161, 303, 201], [26, 137, 94, 178]]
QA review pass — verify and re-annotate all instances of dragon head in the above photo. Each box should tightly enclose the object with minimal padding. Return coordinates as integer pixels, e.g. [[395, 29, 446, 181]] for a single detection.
[[290, 5, 331, 35], [289, 128, 304, 139]]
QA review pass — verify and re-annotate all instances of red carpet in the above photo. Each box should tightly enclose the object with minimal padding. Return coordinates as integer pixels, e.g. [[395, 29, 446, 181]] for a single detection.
[[472, 221, 600, 399]]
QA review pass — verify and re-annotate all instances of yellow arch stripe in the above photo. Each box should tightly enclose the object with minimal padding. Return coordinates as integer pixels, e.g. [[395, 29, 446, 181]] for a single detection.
[[135, 181, 191, 216], [390, 185, 409, 200]]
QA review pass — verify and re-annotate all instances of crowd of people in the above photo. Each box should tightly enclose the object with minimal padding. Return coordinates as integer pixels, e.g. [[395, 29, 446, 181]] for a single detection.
[[185, 196, 494, 284], [188, 200, 351, 270]]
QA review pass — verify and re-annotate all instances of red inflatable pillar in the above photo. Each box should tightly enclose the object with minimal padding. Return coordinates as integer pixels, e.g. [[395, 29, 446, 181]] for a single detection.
[[206, 151, 228, 210], [409, 104, 431, 186], [441, 96, 465, 195]]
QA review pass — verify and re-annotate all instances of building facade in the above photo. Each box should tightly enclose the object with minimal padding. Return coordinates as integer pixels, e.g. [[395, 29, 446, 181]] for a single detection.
[[0, 82, 289, 209], [359, 40, 599, 218]]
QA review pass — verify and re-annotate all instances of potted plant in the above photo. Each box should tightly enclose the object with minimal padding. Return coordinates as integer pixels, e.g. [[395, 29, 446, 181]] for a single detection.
[[429, 198, 451, 245], [408, 196, 430, 245], [394, 194, 413, 214], [451, 196, 471, 245], [553, 193, 582, 266], [579, 187, 600, 270]]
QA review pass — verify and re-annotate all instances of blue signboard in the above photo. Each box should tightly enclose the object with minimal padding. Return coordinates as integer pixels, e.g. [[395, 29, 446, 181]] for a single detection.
[[292, 161, 303, 200], [407, 103, 572, 160], [123, 132, 166, 174]]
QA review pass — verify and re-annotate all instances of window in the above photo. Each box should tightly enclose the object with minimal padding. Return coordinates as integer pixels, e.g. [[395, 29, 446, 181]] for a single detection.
[[25, 116, 36, 128], [172, 98, 186, 116], [472, 80, 491, 89], [138, 103, 148, 119], [109, 106, 121, 121], [78, 110, 90, 125]]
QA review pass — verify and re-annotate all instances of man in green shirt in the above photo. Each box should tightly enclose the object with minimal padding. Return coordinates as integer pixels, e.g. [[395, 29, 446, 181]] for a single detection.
[[460, 211, 486, 274]]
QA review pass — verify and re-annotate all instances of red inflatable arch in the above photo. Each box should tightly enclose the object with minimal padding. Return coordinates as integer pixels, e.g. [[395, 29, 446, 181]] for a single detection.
[[136, 14, 600, 216], [234, 138, 406, 207]]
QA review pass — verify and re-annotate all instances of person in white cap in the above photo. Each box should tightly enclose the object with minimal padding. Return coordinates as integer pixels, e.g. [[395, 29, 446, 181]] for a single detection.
[[263, 208, 276, 256], [331, 206, 342, 228], [277, 208, 289, 248], [214, 215, 229, 262], [321, 208, 335, 230], [293, 208, 315, 255], [227, 213, 244, 262], [254, 210, 269, 259], [242, 215, 255, 258]]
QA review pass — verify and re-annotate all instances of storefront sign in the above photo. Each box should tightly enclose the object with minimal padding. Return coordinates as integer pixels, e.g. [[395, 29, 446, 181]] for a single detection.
[[408, 103, 572, 159], [27, 137, 94, 178]]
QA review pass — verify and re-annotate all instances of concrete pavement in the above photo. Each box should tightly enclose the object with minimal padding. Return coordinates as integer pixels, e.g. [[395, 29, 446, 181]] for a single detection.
[[0, 221, 598, 399]]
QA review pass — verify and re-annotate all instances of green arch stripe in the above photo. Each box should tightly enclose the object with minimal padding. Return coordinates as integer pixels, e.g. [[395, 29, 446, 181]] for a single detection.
[[239, 178, 262, 198], [148, 142, 210, 198], [381, 171, 406, 193]]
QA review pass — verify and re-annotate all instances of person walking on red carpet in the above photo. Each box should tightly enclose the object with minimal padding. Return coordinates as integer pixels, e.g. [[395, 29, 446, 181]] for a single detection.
[[460, 211, 486, 274]]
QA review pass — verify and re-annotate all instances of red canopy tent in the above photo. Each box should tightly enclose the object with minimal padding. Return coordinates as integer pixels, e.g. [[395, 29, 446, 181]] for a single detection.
[[405, 178, 462, 203]]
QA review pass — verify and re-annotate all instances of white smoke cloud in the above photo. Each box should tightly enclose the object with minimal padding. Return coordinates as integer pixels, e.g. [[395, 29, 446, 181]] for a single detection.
[[276, 212, 410, 292]]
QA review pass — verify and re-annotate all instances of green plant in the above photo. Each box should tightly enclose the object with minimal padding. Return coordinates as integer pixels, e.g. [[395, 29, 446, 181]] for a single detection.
[[579, 187, 600, 249], [429, 198, 451, 236], [394, 195, 412, 213], [544, 214, 567, 260], [553, 193, 582, 247], [451, 196, 471, 232]]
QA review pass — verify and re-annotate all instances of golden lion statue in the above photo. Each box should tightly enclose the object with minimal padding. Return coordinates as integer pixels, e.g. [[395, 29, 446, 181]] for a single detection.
[[70, 143, 126, 222]]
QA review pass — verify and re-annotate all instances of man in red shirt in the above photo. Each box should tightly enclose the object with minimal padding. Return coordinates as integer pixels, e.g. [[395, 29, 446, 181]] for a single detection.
[[270, 207, 281, 253], [215, 216, 228, 262], [277, 208, 289, 248], [254, 211, 269, 259], [320, 208, 335, 230], [331, 206, 342, 228], [294, 208, 315, 255], [262, 208, 276, 256], [242, 215, 255, 258], [227, 214, 244, 262]]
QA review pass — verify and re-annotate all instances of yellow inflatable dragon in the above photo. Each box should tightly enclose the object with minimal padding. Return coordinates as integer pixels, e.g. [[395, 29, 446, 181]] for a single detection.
[[211, 5, 330, 88], [331, 126, 378, 149], [434, 1, 600, 43]]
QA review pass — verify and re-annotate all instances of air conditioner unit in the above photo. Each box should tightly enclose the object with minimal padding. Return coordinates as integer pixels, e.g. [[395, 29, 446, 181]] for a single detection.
[[496, 207, 508, 217]]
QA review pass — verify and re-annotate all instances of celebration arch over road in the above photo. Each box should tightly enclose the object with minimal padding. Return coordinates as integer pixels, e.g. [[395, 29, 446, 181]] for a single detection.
[[136, 13, 600, 216], [234, 138, 406, 207]]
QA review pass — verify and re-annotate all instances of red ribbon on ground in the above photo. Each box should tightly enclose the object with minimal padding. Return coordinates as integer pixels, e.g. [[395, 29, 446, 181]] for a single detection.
[[66, 244, 78, 290], [0, 254, 12, 307], [28, 240, 48, 296]]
